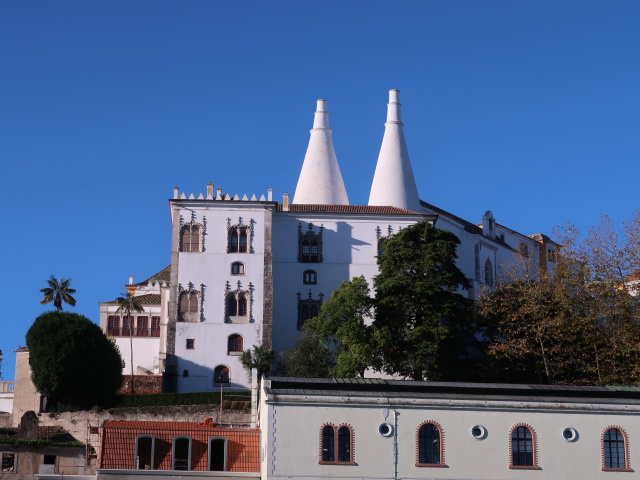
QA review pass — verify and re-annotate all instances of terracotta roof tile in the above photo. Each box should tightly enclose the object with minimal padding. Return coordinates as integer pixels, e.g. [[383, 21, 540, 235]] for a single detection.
[[134, 266, 171, 287], [102, 294, 161, 306], [99, 420, 260, 472], [277, 204, 423, 215]]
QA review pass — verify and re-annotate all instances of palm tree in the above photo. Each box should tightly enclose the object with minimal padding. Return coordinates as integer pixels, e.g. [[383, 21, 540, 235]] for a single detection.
[[115, 291, 144, 395], [40, 275, 77, 311]]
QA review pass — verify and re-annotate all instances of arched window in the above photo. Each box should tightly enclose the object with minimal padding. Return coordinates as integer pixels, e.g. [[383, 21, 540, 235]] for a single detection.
[[135, 435, 155, 470], [603, 427, 630, 471], [510, 425, 537, 469], [303, 270, 317, 285], [226, 293, 247, 319], [416, 422, 444, 466], [229, 227, 248, 253], [180, 225, 201, 252], [228, 334, 243, 354], [337, 426, 351, 462], [484, 259, 494, 287], [172, 436, 192, 471], [319, 424, 354, 464], [179, 291, 199, 323], [321, 426, 334, 462], [231, 262, 245, 275], [214, 365, 230, 384], [208, 437, 227, 471]]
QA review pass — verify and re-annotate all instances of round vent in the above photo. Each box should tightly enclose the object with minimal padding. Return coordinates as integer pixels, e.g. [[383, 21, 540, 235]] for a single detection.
[[378, 422, 393, 437], [562, 427, 578, 442], [470, 425, 487, 440]]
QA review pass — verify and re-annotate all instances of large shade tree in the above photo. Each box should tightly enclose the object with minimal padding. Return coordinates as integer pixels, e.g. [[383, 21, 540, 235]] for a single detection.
[[26, 311, 123, 409], [39, 275, 76, 311]]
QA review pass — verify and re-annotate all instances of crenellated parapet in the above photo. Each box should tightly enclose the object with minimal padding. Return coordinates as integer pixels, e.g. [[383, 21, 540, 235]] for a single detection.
[[172, 183, 273, 202]]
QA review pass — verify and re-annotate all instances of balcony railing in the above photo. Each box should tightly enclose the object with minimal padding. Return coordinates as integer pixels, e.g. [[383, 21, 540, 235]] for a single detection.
[[107, 328, 160, 338], [0, 381, 14, 393]]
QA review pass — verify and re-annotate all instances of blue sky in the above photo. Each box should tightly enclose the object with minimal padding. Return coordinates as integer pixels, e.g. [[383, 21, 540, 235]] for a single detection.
[[1, 1, 639, 380]]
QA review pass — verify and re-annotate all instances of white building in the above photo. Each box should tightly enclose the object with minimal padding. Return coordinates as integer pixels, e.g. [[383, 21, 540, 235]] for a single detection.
[[259, 377, 639, 480], [102, 90, 558, 392]]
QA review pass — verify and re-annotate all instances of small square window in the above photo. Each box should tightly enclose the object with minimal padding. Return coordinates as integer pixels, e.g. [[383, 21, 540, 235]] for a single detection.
[[1, 453, 16, 472], [43, 455, 56, 465], [186, 339, 195, 350]]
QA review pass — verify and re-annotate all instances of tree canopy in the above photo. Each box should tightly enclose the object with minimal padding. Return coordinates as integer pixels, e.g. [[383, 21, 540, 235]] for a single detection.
[[294, 221, 474, 381], [26, 311, 123, 409], [39, 275, 76, 311]]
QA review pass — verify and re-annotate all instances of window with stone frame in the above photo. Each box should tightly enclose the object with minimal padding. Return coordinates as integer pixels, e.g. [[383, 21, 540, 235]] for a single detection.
[[298, 223, 323, 263], [180, 224, 202, 252], [228, 334, 244, 355], [297, 290, 323, 330], [231, 262, 245, 275], [416, 421, 445, 467], [319, 424, 354, 465], [135, 435, 155, 470], [225, 282, 252, 323], [510, 424, 538, 469], [172, 436, 192, 471], [178, 286, 201, 323], [214, 365, 230, 384], [602, 426, 630, 471], [303, 270, 317, 285], [227, 218, 252, 254]]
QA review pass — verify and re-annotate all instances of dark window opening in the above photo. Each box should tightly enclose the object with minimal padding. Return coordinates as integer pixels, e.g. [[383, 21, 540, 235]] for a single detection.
[[186, 339, 195, 349], [228, 334, 243, 354], [209, 438, 226, 471], [322, 426, 334, 462], [173, 437, 191, 471], [418, 423, 440, 465], [214, 365, 230, 384], [604, 428, 626, 469], [303, 270, 317, 285], [136, 436, 154, 470], [511, 426, 533, 467]]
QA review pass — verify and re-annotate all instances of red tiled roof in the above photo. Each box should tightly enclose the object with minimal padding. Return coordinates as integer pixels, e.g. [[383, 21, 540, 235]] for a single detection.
[[277, 204, 423, 215], [99, 419, 260, 472]]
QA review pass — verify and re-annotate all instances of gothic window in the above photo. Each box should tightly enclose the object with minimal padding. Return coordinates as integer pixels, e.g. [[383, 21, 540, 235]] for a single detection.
[[135, 435, 155, 470], [510, 425, 537, 469], [376, 225, 394, 255], [180, 224, 202, 252], [178, 287, 201, 323], [214, 365, 230, 384], [319, 424, 354, 464], [228, 334, 244, 354], [548, 249, 556, 263], [231, 262, 245, 275], [172, 436, 192, 471], [519, 242, 529, 257], [303, 270, 317, 285], [602, 427, 630, 471], [484, 259, 494, 287], [416, 422, 444, 466], [225, 283, 252, 323], [297, 291, 323, 330], [227, 218, 252, 253], [208, 437, 227, 471], [298, 223, 323, 263]]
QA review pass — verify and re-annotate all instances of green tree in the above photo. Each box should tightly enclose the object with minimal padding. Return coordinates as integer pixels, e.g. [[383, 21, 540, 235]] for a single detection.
[[26, 311, 123, 410], [278, 331, 334, 377], [115, 292, 144, 395], [240, 345, 275, 385], [372, 221, 473, 380], [39, 275, 76, 311], [304, 276, 373, 377]]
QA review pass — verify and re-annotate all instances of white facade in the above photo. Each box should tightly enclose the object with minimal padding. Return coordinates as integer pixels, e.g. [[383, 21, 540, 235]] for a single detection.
[[260, 377, 640, 480], [103, 90, 559, 391]]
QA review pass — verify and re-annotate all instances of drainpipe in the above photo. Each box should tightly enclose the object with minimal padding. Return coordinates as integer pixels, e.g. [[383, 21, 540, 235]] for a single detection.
[[393, 410, 399, 480]]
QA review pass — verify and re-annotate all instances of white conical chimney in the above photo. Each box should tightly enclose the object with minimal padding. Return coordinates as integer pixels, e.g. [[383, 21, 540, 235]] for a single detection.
[[292, 99, 349, 205], [368, 90, 421, 211]]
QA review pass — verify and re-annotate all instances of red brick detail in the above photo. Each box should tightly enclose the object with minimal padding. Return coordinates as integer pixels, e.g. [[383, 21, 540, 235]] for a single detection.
[[601, 425, 632, 472], [98, 419, 260, 472], [509, 423, 540, 470], [415, 420, 446, 467]]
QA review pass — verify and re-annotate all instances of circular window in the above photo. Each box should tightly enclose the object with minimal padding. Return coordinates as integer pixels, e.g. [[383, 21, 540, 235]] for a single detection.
[[378, 422, 393, 437], [470, 425, 487, 440], [562, 427, 578, 442]]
